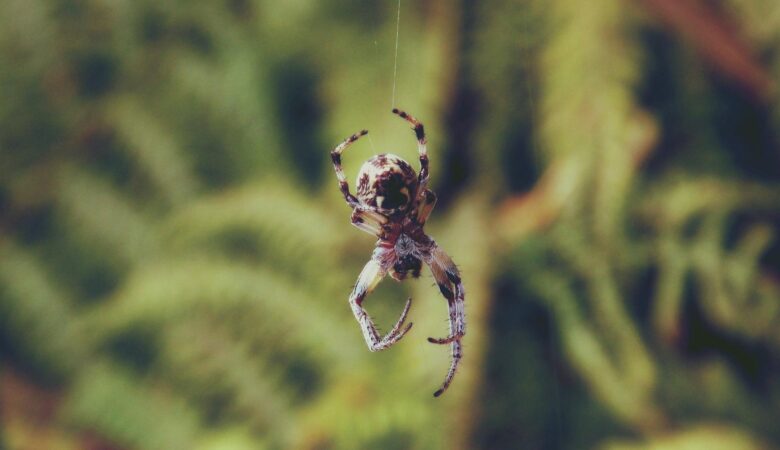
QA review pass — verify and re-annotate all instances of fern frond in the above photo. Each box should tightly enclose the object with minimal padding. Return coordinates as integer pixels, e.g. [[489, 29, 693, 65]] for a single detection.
[[0, 242, 85, 382], [55, 166, 158, 268], [159, 319, 295, 443], [61, 363, 200, 450], [106, 96, 199, 206], [164, 50, 286, 180], [599, 423, 770, 450], [516, 252, 663, 431], [161, 181, 347, 280], [86, 257, 361, 370]]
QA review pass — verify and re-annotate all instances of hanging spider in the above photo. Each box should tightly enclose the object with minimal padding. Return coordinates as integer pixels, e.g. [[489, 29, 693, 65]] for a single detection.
[[330, 108, 465, 397]]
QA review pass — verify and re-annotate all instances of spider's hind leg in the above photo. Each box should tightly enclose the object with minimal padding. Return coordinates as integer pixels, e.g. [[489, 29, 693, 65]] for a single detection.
[[427, 247, 465, 345], [425, 244, 465, 397], [349, 254, 414, 352]]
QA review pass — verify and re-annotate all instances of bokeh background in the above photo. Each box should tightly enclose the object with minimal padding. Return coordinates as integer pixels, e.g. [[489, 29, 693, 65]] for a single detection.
[[2, 0, 780, 449]]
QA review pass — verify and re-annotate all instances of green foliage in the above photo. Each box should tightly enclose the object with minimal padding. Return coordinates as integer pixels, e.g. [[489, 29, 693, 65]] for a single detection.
[[466, 0, 780, 448], [0, 243, 85, 382], [2, 0, 780, 449], [62, 364, 201, 450]]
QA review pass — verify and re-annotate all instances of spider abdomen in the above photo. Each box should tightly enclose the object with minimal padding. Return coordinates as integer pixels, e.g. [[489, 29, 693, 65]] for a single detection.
[[356, 154, 418, 215]]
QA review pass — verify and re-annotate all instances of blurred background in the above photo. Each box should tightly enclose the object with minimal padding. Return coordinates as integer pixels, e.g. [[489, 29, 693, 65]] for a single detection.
[[1, 0, 780, 449]]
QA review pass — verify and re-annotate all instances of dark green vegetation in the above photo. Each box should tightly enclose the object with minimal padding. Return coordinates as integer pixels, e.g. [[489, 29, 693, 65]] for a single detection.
[[1, 1, 780, 449]]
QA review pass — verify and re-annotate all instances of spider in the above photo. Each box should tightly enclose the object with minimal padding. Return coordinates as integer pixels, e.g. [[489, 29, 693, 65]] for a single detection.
[[330, 108, 465, 397]]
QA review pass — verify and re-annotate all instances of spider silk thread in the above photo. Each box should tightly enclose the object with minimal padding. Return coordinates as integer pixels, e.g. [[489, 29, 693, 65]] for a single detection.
[[391, 0, 401, 108]]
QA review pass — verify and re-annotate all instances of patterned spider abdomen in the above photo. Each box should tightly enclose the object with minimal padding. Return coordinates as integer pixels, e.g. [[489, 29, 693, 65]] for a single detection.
[[356, 153, 418, 215]]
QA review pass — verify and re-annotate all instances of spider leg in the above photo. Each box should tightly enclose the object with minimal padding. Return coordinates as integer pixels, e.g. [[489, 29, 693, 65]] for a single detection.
[[349, 253, 414, 352], [331, 130, 368, 208], [427, 245, 465, 344], [415, 189, 437, 226], [425, 244, 465, 397], [351, 208, 389, 238], [391, 108, 428, 194]]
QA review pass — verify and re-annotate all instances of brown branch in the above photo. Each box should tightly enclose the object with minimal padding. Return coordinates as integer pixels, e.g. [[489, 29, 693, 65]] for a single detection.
[[639, 0, 776, 102]]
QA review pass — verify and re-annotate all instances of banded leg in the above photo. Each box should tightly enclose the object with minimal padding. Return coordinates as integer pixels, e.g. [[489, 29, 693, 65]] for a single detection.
[[351, 208, 389, 237], [331, 130, 368, 207], [425, 244, 465, 397], [391, 108, 429, 194], [349, 256, 413, 352], [416, 189, 437, 226]]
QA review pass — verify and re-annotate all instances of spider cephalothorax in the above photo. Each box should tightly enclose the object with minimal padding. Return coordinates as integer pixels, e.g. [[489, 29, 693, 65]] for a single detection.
[[330, 108, 465, 397]]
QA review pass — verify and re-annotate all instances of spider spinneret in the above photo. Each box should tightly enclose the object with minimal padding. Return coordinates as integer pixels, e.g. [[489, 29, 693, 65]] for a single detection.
[[330, 108, 466, 397]]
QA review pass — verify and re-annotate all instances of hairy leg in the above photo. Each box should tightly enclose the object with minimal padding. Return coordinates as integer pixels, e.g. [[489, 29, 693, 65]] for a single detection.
[[425, 244, 465, 397], [331, 130, 368, 207], [351, 208, 389, 238], [416, 189, 437, 226], [391, 108, 429, 195], [349, 253, 413, 352]]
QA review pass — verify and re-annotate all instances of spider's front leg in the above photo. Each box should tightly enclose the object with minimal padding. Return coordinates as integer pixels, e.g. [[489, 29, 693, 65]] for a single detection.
[[331, 129, 368, 208], [391, 108, 429, 195], [349, 249, 413, 352], [425, 244, 465, 397]]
